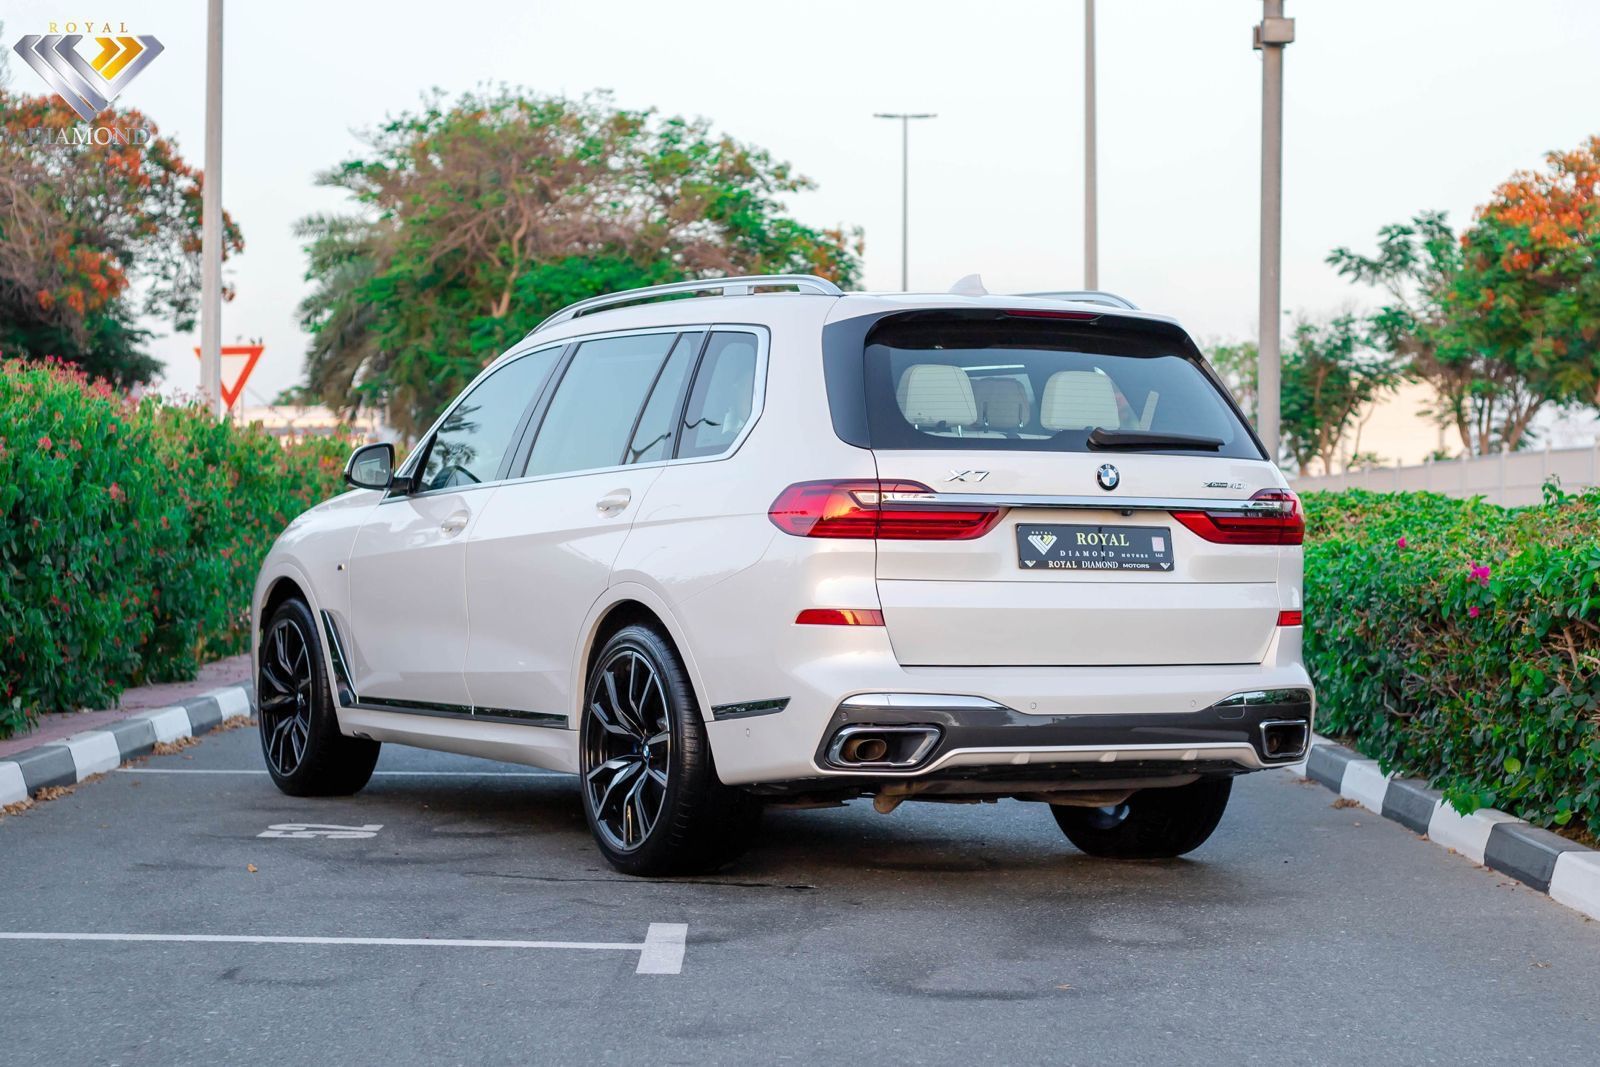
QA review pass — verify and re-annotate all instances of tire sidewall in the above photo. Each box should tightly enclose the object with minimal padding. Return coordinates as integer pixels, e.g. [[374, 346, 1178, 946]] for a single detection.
[[258, 598, 343, 794], [579, 625, 708, 873]]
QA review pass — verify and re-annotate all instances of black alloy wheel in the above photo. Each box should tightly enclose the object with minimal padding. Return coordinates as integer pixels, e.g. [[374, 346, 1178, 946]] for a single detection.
[[583, 647, 672, 853], [579, 624, 759, 875], [258, 613, 314, 777], [256, 598, 379, 797]]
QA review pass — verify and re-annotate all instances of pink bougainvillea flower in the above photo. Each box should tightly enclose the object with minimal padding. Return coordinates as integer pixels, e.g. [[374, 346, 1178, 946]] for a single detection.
[[1468, 605, 1481, 618], [37, 434, 52, 451], [108, 482, 125, 502], [1396, 537, 1408, 549]]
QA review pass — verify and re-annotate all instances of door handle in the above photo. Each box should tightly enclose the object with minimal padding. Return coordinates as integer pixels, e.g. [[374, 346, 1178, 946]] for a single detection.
[[440, 511, 470, 536], [595, 488, 632, 515]]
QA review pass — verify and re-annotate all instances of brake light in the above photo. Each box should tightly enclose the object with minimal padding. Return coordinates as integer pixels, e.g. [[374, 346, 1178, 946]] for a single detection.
[[795, 608, 885, 626], [1277, 610, 1303, 627], [1171, 489, 1304, 546], [1005, 309, 1101, 321], [768, 480, 1001, 540]]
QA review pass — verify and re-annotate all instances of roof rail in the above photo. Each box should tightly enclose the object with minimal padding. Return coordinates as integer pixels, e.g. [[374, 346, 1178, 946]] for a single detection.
[[1020, 289, 1139, 311], [528, 274, 845, 335]]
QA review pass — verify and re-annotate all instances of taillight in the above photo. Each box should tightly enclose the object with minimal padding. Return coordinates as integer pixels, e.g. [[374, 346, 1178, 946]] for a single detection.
[[1277, 610, 1303, 627], [1171, 489, 1304, 546], [768, 480, 1001, 540]]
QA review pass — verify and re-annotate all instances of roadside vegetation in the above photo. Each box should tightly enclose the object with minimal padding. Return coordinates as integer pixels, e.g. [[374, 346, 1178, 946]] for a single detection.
[[1213, 133, 1600, 472], [1302, 487, 1600, 840], [0, 357, 344, 739]]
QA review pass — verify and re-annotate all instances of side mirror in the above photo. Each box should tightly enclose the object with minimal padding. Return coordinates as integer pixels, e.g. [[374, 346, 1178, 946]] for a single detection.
[[344, 442, 397, 491]]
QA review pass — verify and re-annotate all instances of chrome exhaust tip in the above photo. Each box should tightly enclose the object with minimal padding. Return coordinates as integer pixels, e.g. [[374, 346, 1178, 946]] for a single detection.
[[1259, 719, 1309, 760], [825, 724, 941, 769]]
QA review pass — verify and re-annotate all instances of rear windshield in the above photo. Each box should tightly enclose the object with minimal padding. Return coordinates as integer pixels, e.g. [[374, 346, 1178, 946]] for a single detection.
[[861, 314, 1261, 459]]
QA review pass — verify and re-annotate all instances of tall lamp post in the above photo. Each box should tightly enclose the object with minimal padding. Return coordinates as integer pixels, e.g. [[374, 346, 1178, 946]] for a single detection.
[[1254, 1, 1294, 459], [1083, 0, 1098, 289], [199, 0, 224, 417], [874, 112, 937, 291]]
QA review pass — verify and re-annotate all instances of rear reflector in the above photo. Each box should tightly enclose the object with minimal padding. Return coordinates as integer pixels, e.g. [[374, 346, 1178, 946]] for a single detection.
[[768, 480, 1001, 540], [1171, 489, 1304, 546], [795, 608, 885, 626], [1277, 610, 1303, 627]]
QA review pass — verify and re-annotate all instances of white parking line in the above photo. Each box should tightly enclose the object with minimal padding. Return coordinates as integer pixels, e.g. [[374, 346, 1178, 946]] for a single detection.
[[114, 769, 560, 777], [0, 926, 686, 975]]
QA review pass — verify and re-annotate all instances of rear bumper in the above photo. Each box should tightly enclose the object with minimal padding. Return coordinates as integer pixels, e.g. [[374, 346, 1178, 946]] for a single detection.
[[812, 689, 1312, 776], [703, 628, 1313, 785]]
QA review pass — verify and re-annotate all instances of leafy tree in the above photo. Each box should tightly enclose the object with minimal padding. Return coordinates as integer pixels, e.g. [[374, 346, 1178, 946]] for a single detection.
[[1204, 339, 1258, 420], [0, 90, 242, 386], [1324, 211, 1529, 455], [1444, 134, 1600, 446], [1280, 315, 1403, 475], [299, 90, 863, 438]]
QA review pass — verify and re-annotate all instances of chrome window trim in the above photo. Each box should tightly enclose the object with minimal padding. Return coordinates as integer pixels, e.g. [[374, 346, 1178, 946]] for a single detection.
[[385, 323, 768, 503], [394, 339, 570, 484]]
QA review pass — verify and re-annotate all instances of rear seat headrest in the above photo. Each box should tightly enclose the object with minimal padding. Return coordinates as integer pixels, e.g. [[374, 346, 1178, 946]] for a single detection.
[[1040, 370, 1120, 431], [897, 364, 977, 428], [972, 376, 1030, 430]]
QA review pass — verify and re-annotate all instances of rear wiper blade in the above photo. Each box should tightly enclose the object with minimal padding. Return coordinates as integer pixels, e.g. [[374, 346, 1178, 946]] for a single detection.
[[1085, 427, 1224, 452]]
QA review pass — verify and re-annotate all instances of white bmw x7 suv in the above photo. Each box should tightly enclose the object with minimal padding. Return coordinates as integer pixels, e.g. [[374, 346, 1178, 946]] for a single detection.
[[252, 274, 1313, 875]]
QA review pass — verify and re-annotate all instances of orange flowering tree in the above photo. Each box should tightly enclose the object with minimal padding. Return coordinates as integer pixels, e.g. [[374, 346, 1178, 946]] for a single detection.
[[1444, 134, 1600, 446], [1331, 137, 1600, 453], [0, 89, 242, 385]]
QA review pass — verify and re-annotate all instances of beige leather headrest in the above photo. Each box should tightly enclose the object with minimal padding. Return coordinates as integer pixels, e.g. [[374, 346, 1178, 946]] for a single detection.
[[897, 364, 977, 427], [1040, 370, 1119, 430]]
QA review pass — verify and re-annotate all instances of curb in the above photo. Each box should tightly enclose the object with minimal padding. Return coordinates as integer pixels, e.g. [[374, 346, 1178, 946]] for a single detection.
[[1304, 737, 1600, 922], [0, 684, 254, 807]]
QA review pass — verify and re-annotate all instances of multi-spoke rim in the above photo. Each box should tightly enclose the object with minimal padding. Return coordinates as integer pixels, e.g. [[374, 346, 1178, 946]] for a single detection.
[[258, 615, 313, 777], [581, 647, 672, 853]]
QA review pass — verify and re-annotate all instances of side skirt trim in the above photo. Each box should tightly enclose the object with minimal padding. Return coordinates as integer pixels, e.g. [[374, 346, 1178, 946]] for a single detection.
[[710, 698, 790, 721], [319, 611, 569, 730]]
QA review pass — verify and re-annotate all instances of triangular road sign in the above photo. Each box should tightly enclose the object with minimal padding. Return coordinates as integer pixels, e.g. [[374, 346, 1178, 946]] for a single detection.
[[193, 344, 265, 411]]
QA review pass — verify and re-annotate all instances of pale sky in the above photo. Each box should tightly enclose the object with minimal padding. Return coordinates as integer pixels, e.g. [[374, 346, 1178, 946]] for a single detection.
[[7, 0, 1600, 406]]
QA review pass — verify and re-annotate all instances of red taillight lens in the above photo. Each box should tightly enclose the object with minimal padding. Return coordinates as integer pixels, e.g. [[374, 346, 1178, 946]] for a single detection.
[[795, 608, 885, 626], [768, 480, 1001, 540], [1171, 489, 1304, 546], [1277, 610, 1303, 627]]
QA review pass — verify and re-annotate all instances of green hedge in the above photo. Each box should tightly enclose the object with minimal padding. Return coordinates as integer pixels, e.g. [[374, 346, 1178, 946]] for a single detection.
[[0, 357, 349, 739], [1303, 488, 1600, 837]]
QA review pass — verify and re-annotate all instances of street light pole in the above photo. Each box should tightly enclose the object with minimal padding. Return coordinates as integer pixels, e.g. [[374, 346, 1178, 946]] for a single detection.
[[1084, 0, 1098, 289], [199, 0, 224, 417], [1254, 1, 1294, 460], [874, 112, 936, 291]]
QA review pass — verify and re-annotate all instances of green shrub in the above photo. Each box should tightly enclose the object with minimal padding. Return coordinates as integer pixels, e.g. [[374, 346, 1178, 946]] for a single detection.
[[1303, 488, 1600, 837], [0, 358, 348, 738]]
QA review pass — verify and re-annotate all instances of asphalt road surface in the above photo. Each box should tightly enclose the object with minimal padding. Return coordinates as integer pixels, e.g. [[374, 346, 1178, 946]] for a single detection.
[[3, 723, 1598, 1065]]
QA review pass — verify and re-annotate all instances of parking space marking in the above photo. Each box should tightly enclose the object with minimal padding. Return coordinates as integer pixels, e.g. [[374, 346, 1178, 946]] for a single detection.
[[258, 822, 383, 839], [0, 926, 687, 974], [114, 769, 560, 777]]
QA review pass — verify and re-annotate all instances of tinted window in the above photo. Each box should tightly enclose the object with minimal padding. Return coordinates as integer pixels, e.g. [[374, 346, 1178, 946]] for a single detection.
[[862, 315, 1260, 459], [678, 332, 759, 460], [419, 346, 561, 491], [526, 333, 677, 477], [625, 332, 704, 465]]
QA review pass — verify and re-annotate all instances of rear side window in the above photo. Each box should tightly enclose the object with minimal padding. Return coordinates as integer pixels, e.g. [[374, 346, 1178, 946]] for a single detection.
[[678, 331, 760, 460], [862, 314, 1260, 458], [625, 332, 704, 465], [526, 333, 677, 477], [418, 345, 561, 490]]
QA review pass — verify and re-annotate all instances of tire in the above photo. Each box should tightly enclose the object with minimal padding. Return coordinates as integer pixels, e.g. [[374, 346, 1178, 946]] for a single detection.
[[579, 624, 760, 876], [1051, 777, 1232, 859], [257, 598, 380, 797]]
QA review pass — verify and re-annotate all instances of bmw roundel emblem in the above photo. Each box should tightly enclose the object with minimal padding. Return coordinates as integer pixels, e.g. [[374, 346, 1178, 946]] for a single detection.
[[1096, 463, 1120, 491]]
